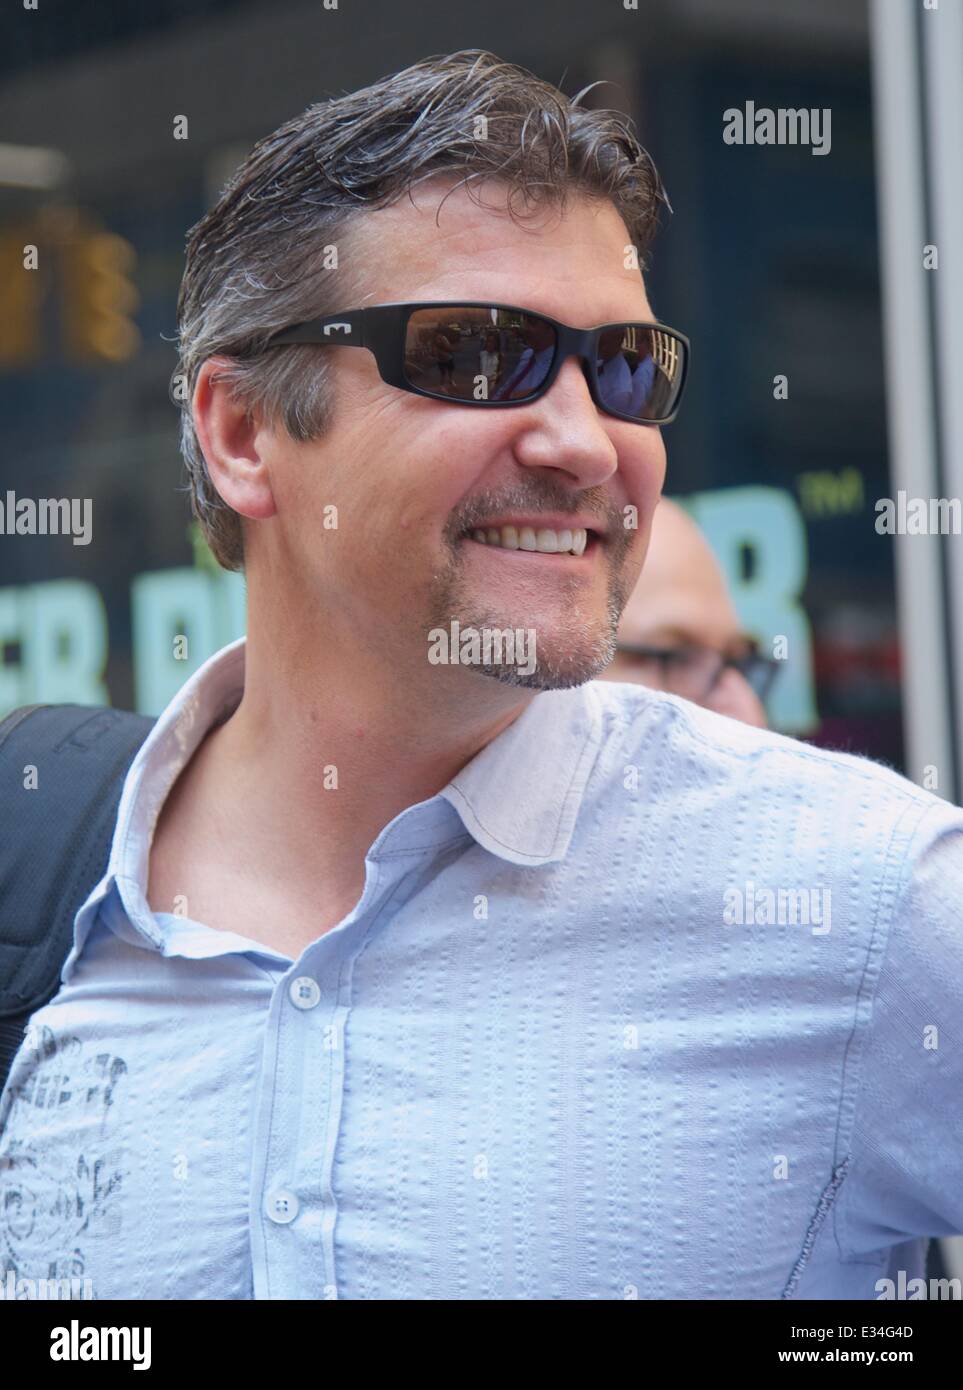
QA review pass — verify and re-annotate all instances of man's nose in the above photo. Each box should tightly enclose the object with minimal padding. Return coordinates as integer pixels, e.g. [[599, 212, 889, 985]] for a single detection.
[[511, 357, 622, 488]]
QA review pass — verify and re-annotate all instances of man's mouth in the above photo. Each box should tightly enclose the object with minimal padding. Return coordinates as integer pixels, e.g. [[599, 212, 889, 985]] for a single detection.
[[464, 524, 593, 557]]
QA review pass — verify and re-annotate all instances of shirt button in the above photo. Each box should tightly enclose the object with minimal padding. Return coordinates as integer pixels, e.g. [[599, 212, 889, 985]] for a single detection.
[[289, 975, 321, 1010], [266, 1189, 299, 1224]]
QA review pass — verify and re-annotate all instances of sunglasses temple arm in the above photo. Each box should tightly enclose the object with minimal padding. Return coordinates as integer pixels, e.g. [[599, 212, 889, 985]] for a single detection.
[[269, 310, 367, 348]]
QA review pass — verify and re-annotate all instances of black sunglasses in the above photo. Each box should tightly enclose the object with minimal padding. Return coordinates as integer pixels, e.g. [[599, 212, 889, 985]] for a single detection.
[[264, 302, 690, 426], [614, 640, 780, 703]]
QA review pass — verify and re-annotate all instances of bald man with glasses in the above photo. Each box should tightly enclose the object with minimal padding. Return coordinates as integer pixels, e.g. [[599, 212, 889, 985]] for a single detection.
[[601, 497, 775, 727]]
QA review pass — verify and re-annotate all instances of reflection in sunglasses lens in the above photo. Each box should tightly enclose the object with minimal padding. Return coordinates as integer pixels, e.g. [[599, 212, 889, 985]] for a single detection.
[[403, 308, 685, 420], [404, 307, 556, 403], [595, 326, 685, 421]]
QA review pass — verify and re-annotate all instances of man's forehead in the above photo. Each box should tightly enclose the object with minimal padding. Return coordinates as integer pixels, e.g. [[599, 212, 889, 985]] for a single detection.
[[621, 519, 744, 646], [348, 178, 652, 319], [624, 592, 743, 647]]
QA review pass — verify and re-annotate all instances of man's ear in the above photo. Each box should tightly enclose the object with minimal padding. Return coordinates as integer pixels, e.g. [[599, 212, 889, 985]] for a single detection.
[[192, 356, 277, 521]]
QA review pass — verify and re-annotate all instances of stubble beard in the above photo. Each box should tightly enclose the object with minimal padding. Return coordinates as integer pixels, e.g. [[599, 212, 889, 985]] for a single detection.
[[424, 536, 634, 691]]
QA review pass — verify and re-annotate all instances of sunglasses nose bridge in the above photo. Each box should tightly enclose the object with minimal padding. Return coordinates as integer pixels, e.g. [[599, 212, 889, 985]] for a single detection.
[[553, 324, 598, 368], [543, 328, 603, 408], [544, 327, 600, 403]]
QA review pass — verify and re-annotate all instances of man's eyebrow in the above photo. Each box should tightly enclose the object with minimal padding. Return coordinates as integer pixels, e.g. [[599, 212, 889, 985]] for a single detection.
[[628, 625, 756, 654], [631, 625, 698, 646]]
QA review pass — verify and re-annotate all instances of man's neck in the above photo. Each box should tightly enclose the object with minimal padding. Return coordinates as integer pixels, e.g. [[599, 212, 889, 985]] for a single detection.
[[150, 614, 533, 940]]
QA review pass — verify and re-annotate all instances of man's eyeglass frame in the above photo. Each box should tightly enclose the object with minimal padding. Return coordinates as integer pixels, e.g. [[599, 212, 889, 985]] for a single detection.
[[614, 640, 781, 704], [264, 301, 691, 427]]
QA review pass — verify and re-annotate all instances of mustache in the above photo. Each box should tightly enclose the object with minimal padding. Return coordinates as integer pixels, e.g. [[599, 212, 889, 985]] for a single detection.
[[444, 482, 623, 545]]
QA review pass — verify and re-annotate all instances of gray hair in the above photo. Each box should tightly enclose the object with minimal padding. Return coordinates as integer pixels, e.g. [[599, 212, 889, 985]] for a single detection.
[[174, 48, 668, 570]]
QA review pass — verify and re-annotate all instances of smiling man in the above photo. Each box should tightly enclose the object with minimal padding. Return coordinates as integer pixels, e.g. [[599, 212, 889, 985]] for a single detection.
[[2, 50, 962, 1302]]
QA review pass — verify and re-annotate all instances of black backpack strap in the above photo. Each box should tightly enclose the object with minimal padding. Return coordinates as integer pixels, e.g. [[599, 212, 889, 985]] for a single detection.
[[0, 703, 156, 1098]]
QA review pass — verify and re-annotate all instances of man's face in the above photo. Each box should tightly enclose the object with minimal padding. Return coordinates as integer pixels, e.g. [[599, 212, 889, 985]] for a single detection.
[[256, 178, 667, 690]]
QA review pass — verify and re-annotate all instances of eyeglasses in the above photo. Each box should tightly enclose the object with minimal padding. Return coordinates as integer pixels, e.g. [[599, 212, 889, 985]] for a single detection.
[[613, 639, 780, 704], [264, 301, 690, 426]]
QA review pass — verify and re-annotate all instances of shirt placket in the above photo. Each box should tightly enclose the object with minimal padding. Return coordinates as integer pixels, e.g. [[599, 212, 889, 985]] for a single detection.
[[249, 889, 370, 1299], [249, 798, 466, 1300]]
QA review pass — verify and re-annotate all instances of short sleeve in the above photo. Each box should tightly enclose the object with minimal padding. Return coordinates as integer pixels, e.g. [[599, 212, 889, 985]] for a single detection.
[[837, 797, 963, 1254]]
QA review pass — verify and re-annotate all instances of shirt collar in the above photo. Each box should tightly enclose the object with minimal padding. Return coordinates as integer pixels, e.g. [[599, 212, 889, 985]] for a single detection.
[[97, 633, 604, 918], [65, 636, 247, 972], [439, 683, 603, 865]]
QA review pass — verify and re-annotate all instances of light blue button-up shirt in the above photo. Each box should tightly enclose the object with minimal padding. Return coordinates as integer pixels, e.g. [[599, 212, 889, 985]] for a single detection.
[[2, 635, 962, 1300]]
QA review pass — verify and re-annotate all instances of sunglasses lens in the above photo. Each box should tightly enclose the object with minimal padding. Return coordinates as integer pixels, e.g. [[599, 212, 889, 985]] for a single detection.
[[404, 307, 556, 402], [401, 310, 686, 421], [595, 326, 687, 423]]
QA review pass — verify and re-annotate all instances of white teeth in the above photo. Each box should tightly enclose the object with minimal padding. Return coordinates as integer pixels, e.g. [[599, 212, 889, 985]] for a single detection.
[[467, 523, 591, 555]]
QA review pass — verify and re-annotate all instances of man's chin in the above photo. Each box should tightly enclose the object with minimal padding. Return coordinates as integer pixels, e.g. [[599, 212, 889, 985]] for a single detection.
[[458, 628, 618, 691], [424, 580, 626, 691], [472, 656, 609, 691]]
